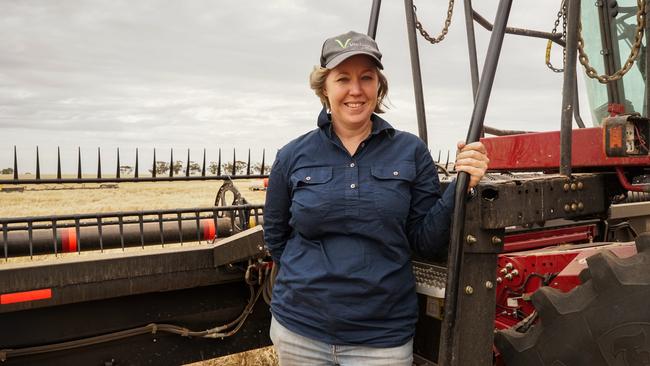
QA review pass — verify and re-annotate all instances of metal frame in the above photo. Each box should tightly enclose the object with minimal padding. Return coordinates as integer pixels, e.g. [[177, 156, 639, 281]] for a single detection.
[[464, 0, 480, 99], [404, 0, 429, 145], [477, 174, 609, 229], [465, 3, 588, 135], [560, 0, 581, 176], [367, 0, 382, 39], [0, 226, 266, 312], [403, 0, 648, 364], [0, 284, 271, 366], [440, 1, 512, 365], [0, 227, 272, 365], [471, 9, 565, 46], [0, 204, 264, 259], [415, 171, 618, 365]]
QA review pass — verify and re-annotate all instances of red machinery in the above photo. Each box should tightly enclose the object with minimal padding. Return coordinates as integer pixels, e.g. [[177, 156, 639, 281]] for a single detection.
[[481, 116, 650, 338]]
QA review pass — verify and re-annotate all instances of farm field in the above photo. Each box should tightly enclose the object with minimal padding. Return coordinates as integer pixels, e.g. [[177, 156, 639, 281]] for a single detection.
[[0, 175, 277, 365], [0, 175, 266, 217]]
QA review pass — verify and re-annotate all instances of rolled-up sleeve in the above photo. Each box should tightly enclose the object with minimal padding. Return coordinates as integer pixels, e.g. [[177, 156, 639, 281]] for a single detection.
[[263, 150, 292, 262], [406, 142, 456, 259]]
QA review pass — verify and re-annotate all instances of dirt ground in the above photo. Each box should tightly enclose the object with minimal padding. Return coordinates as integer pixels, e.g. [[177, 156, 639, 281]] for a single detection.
[[187, 347, 277, 366]]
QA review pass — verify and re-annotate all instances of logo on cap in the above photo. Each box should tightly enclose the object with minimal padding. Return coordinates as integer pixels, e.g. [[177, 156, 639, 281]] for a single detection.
[[335, 38, 352, 49]]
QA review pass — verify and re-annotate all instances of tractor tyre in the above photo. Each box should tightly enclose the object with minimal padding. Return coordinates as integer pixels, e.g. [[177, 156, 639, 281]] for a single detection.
[[494, 232, 650, 366]]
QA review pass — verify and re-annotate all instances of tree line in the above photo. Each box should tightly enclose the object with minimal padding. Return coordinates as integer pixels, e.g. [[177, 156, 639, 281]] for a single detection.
[[143, 161, 271, 175], [2, 162, 271, 177]]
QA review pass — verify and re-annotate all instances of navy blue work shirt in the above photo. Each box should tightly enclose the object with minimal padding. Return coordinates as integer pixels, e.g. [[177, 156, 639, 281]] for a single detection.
[[263, 109, 455, 347]]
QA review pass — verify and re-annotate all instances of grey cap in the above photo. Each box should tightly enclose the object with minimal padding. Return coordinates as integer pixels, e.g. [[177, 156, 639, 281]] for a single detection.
[[320, 30, 383, 70]]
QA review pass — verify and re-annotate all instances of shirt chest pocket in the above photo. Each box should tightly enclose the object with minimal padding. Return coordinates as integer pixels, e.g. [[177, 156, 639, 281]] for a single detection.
[[290, 166, 333, 222], [370, 162, 416, 219]]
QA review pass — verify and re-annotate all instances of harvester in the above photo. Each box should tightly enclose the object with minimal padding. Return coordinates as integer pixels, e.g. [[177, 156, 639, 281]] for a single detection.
[[1, 1, 649, 365]]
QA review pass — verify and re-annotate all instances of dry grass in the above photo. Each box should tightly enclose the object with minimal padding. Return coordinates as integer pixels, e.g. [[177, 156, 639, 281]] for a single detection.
[[187, 346, 278, 366], [0, 175, 266, 217], [0, 175, 277, 365]]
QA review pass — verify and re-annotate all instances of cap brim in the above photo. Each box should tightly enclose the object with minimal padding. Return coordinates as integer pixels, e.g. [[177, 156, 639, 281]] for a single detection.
[[324, 50, 383, 70]]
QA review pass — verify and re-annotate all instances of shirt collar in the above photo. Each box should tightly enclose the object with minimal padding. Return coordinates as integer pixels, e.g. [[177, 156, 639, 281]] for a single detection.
[[317, 108, 395, 139]]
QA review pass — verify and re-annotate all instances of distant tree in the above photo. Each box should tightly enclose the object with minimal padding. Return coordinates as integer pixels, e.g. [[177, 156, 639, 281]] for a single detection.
[[208, 161, 220, 175], [148, 161, 170, 175], [188, 161, 201, 175], [1, 168, 13, 175], [119, 165, 133, 175], [251, 163, 272, 174], [172, 160, 184, 175], [221, 160, 248, 175]]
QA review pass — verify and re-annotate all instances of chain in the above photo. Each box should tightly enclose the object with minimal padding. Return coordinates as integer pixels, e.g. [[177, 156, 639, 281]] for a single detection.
[[577, 0, 646, 83], [546, 0, 567, 73], [413, 0, 455, 45]]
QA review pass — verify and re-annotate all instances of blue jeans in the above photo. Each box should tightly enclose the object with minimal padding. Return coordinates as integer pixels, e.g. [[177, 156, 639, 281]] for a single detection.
[[269, 316, 413, 366]]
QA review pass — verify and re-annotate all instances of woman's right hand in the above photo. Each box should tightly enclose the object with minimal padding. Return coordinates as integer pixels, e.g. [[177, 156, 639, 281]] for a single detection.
[[454, 141, 490, 189]]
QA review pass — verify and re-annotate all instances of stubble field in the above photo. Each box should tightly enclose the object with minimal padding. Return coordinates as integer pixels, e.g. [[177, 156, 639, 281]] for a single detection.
[[0, 175, 277, 365], [0, 177, 266, 217]]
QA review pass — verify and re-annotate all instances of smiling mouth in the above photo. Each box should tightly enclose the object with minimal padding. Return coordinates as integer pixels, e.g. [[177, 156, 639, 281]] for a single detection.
[[344, 102, 365, 109]]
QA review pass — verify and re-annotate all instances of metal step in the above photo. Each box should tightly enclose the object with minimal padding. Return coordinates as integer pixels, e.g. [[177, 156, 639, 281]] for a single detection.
[[413, 260, 447, 299]]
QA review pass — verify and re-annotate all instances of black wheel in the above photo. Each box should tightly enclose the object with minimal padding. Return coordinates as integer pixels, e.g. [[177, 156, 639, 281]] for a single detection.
[[495, 232, 650, 366]]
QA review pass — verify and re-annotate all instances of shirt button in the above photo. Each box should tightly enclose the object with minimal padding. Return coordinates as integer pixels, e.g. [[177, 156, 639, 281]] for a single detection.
[[349, 162, 355, 168], [393, 171, 399, 176], [350, 183, 356, 189], [305, 176, 311, 181]]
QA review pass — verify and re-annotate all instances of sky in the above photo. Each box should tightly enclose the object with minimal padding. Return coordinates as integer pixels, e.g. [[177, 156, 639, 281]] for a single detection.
[[0, 0, 587, 174]]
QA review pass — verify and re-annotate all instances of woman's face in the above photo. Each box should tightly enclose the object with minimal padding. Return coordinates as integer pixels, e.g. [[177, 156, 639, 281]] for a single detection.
[[324, 55, 379, 129]]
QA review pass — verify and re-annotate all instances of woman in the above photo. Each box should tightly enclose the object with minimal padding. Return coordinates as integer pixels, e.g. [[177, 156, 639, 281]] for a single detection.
[[263, 30, 489, 366]]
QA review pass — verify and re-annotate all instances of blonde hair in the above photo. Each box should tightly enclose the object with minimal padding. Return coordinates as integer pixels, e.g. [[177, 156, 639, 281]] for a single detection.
[[309, 66, 389, 113]]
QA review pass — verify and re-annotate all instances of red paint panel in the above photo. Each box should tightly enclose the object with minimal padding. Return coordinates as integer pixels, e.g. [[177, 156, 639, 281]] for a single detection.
[[494, 242, 636, 329], [504, 225, 596, 252], [202, 219, 216, 240], [1, 288, 52, 305], [495, 250, 580, 326], [481, 127, 650, 171], [505, 233, 592, 252], [61, 229, 69, 252], [62, 228, 77, 253]]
